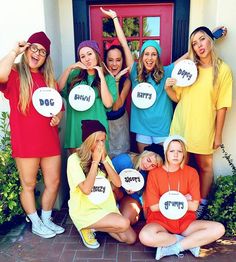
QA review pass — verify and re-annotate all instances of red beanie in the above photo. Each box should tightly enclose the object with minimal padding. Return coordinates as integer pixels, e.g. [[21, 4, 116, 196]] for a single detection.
[[81, 120, 106, 142], [27, 31, 51, 55]]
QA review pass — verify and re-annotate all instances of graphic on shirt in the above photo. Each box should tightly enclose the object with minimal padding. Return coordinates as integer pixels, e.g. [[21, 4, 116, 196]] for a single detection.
[[88, 176, 111, 204], [171, 59, 197, 87], [69, 84, 95, 111], [119, 168, 145, 192], [32, 87, 63, 117], [159, 190, 188, 220], [131, 82, 156, 109]]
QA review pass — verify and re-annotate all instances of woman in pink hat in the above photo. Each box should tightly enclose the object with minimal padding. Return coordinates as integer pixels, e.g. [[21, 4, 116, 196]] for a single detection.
[[58, 40, 117, 153], [0, 31, 64, 238]]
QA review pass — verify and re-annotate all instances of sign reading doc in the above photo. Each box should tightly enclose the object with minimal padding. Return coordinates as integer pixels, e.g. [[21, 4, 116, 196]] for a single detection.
[[69, 84, 95, 111], [119, 169, 145, 192], [131, 83, 156, 109], [171, 59, 197, 87], [32, 87, 63, 117], [159, 191, 188, 220], [88, 177, 111, 205]]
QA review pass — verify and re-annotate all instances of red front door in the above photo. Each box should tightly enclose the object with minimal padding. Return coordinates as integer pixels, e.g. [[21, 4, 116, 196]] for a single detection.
[[90, 3, 174, 65]]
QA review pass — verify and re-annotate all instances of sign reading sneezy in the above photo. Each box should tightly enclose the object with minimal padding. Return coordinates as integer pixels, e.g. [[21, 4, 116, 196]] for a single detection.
[[119, 169, 145, 192]]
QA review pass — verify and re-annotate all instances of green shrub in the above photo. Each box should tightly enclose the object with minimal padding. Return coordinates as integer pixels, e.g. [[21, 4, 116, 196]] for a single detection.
[[206, 144, 236, 236], [0, 112, 24, 224]]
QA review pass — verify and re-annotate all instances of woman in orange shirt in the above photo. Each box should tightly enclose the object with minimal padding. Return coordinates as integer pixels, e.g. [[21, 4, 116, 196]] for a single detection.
[[139, 135, 225, 260]]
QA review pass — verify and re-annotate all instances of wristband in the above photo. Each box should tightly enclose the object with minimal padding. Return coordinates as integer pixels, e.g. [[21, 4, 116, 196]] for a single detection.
[[112, 16, 118, 20], [101, 159, 108, 164], [92, 160, 99, 165]]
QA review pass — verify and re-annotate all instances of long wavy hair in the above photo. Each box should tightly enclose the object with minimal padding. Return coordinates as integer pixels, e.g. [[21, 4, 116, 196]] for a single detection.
[[130, 150, 163, 171], [77, 131, 107, 176], [136, 51, 164, 84], [15, 51, 56, 114], [104, 45, 126, 71], [188, 31, 222, 86], [70, 49, 109, 97]]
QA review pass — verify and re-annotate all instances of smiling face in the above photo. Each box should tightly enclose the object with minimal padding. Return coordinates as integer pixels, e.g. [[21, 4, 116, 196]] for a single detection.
[[191, 31, 212, 61], [142, 46, 158, 73], [26, 43, 47, 72], [106, 48, 123, 76], [79, 47, 98, 70]]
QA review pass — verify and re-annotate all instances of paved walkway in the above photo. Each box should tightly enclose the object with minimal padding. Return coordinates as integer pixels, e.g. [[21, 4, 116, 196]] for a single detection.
[[0, 207, 235, 262]]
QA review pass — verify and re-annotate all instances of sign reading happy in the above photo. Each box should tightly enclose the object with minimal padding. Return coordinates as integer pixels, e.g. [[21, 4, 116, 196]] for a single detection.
[[131, 83, 156, 109], [159, 190, 188, 220], [32, 87, 63, 117], [119, 168, 145, 192], [171, 59, 197, 87], [69, 84, 95, 111]]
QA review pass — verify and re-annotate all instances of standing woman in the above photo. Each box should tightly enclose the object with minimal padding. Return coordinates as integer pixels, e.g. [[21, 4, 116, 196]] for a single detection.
[[139, 136, 225, 260], [112, 151, 162, 225], [165, 26, 232, 217], [0, 32, 65, 238], [100, 7, 186, 153], [104, 43, 131, 157], [58, 40, 117, 153], [67, 120, 136, 249]]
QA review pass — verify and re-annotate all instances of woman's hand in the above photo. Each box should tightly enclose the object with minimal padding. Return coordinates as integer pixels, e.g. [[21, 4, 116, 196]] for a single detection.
[[71, 61, 88, 70], [115, 67, 129, 81], [50, 112, 63, 127], [100, 7, 117, 19], [93, 66, 104, 79], [165, 77, 176, 90], [92, 141, 104, 163], [12, 41, 30, 56]]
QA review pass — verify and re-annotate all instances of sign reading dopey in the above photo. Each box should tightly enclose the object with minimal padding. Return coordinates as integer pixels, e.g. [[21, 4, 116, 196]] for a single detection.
[[69, 84, 95, 111], [159, 190, 188, 220], [119, 168, 145, 192], [32, 87, 63, 117], [132, 83, 156, 109], [171, 59, 197, 87]]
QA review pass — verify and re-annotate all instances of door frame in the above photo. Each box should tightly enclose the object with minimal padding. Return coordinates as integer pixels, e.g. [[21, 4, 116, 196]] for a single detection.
[[72, 0, 190, 61]]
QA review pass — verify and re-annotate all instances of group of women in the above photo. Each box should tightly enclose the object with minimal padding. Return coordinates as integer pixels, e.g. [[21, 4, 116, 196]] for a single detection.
[[0, 6, 232, 260]]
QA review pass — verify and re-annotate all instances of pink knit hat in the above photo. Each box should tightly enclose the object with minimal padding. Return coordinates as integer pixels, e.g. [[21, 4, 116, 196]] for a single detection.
[[77, 40, 101, 56], [27, 31, 51, 55]]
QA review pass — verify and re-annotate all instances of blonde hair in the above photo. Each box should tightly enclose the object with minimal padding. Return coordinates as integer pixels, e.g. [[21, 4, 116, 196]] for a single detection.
[[164, 140, 187, 169], [15, 52, 56, 114], [137, 51, 164, 84], [189, 31, 222, 86], [77, 131, 107, 176], [130, 150, 163, 170]]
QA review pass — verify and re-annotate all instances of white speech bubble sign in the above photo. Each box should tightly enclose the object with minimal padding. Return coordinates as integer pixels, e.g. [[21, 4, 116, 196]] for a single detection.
[[131, 82, 156, 109], [159, 190, 188, 220], [171, 59, 197, 87], [32, 87, 63, 117], [88, 177, 111, 205], [119, 168, 145, 192], [69, 84, 95, 111]]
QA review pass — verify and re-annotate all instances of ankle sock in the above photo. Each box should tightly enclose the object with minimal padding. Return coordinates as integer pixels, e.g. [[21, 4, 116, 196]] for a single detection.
[[41, 210, 52, 221], [27, 211, 40, 225]]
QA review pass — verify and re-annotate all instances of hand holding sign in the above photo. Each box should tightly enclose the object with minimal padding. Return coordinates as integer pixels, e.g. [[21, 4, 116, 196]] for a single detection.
[[171, 59, 197, 87], [119, 169, 145, 192], [69, 84, 95, 111], [131, 83, 156, 109], [88, 177, 111, 205], [32, 87, 63, 117], [159, 191, 188, 220]]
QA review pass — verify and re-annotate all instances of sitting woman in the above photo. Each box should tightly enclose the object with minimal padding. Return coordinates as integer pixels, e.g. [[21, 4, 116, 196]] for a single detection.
[[139, 135, 225, 260], [112, 151, 162, 225], [67, 119, 136, 249]]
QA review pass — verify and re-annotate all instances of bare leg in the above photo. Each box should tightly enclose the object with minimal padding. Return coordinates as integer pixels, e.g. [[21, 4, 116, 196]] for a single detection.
[[181, 220, 225, 249], [89, 213, 136, 244], [15, 158, 40, 214], [139, 223, 177, 247], [40, 155, 61, 211], [194, 154, 213, 199], [119, 195, 142, 225]]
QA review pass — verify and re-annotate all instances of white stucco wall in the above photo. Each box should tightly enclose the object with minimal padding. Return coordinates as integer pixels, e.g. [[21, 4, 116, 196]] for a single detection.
[[190, 0, 236, 176]]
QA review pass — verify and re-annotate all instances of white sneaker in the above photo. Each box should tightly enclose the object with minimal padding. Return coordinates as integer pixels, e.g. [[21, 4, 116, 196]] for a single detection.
[[42, 217, 65, 234], [32, 219, 56, 238], [155, 246, 182, 260]]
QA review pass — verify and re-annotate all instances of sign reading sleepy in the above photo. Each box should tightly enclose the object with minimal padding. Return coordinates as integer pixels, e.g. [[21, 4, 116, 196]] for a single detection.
[[159, 191, 188, 220], [119, 169, 145, 192], [32, 87, 63, 117], [131, 83, 156, 109], [88, 177, 111, 205], [69, 84, 95, 111], [171, 59, 197, 87]]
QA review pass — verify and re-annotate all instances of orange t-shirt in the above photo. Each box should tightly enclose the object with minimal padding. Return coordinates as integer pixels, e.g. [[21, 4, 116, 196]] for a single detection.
[[144, 165, 201, 234]]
